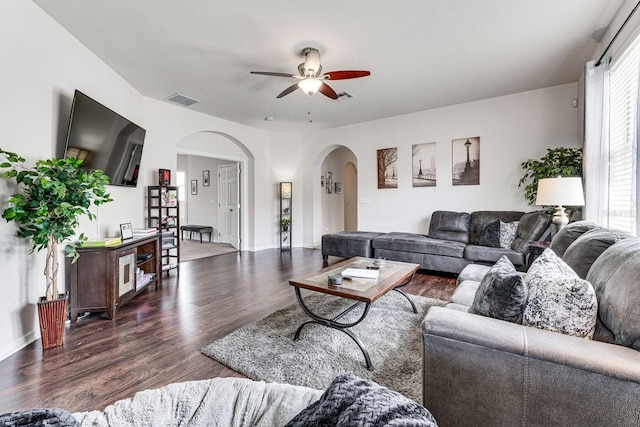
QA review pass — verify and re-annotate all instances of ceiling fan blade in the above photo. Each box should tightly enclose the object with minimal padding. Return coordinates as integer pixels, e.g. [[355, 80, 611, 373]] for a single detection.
[[276, 83, 300, 98], [251, 71, 296, 78], [318, 83, 338, 100], [323, 70, 371, 80]]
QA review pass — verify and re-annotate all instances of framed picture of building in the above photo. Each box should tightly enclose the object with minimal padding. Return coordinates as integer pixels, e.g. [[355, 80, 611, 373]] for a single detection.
[[377, 147, 398, 189], [452, 137, 480, 186], [412, 142, 436, 187]]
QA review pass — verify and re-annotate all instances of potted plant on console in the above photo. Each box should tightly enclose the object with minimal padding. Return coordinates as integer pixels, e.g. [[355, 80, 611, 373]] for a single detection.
[[0, 148, 112, 349]]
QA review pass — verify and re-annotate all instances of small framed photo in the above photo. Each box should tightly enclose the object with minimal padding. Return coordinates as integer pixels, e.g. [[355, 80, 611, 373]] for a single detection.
[[320, 175, 324, 188], [191, 179, 198, 195], [335, 182, 342, 194], [120, 223, 133, 240], [203, 170, 210, 187]]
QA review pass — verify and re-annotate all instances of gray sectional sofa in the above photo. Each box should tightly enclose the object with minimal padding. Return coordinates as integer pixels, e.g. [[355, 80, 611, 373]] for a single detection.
[[322, 210, 551, 273], [422, 221, 640, 426]]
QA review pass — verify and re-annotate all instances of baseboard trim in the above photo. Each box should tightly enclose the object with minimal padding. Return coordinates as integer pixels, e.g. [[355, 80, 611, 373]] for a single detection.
[[0, 331, 38, 362]]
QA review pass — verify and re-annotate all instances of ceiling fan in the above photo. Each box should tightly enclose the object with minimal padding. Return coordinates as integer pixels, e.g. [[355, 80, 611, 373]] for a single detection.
[[251, 47, 370, 99]]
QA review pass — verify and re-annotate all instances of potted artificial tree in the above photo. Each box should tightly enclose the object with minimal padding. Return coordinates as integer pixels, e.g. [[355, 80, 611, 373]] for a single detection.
[[0, 148, 112, 349], [518, 147, 583, 206]]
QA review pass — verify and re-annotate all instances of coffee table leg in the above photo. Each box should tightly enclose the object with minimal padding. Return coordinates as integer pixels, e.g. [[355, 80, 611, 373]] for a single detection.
[[293, 287, 374, 370], [392, 271, 418, 314]]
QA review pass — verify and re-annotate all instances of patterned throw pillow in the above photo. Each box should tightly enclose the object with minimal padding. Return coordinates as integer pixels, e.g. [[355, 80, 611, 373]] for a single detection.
[[499, 221, 519, 249], [523, 249, 597, 338], [478, 220, 501, 248], [471, 255, 528, 322], [286, 374, 437, 427]]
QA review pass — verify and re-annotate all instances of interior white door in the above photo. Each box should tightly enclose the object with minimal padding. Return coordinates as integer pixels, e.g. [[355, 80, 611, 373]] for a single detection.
[[218, 163, 240, 248]]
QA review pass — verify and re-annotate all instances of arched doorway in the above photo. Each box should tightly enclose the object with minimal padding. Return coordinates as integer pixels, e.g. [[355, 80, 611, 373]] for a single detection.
[[176, 131, 254, 252], [343, 161, 358, 230], [319, 146, 358, 236]]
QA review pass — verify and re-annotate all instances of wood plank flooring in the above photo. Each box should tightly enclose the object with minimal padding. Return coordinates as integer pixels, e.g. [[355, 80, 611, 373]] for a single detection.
[[0, 249, 455, 414]]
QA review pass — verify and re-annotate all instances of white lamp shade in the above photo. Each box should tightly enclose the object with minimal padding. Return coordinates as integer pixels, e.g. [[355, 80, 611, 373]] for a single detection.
[[298, 78, 323, 95], [535, 176, 585, 206]]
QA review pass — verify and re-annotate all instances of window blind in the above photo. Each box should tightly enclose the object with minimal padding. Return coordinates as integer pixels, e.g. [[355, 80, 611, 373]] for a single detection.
[[609, 35, 640, 234]]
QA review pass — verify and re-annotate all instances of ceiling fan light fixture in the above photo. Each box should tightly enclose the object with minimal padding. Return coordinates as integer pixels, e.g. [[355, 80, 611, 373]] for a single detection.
[[298, 78, 323, 95]]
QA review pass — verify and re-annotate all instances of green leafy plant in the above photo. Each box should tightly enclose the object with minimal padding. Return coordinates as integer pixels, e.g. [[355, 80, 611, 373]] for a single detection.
[[0, 149, 112, 300], [518, 147, 583, 205], [280, 217, 291, 231]]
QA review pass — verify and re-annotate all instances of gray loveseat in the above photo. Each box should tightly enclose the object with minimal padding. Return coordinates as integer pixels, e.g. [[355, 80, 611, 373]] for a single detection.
[[422, 221, 640, 426], [322, 210, 550, 273]]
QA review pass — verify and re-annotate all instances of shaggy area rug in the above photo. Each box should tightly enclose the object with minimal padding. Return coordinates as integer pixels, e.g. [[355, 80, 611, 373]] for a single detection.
[[201, 291, 446, 402]]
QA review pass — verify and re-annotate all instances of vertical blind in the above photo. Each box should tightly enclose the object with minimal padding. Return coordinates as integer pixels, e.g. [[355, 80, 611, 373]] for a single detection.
[[609, 35, 640, 234]]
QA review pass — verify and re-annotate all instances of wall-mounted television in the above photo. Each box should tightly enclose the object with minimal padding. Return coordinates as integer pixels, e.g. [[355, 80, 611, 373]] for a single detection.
[[64, 90, 146, 187]]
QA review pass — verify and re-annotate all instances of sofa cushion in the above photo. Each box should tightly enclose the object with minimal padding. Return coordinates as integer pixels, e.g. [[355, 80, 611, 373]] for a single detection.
[[550, 220, 602, 258], [449, 280, 479, 307], [523, 249, 597, 338], [499, 221, 519, 249], [562, 228, 633, 279], [477, 219, 500, 247], [471, 256, 528, 323], [373, 232, 466, 258], [286, 374, 437, 427], [427, 211, 471, 244], [463, 245, 526, 266], [510, 211, 551, 253], [586, 238, 640, 350], [469, 211, 524, 244]]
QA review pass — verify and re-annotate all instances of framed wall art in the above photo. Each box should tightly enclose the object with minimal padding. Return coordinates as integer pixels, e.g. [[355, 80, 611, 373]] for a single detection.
[[191, 179, 198, 195], [412, 142, 436, 187], [452, 137, 480, 186], [377, 147, 398, 189], [202, 170, 210, 186]]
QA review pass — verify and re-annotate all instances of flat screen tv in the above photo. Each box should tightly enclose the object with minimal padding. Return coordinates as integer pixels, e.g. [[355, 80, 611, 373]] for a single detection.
[[64, 90, 146, 187]]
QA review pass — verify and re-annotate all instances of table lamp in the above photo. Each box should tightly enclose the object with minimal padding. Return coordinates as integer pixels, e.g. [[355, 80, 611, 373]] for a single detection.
[[535, 176, 585, 232]]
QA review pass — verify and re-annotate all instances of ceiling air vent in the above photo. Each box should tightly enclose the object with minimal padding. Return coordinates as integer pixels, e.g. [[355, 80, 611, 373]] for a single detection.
[[337, 92, 353, 101], [165, 93, 199, 107]]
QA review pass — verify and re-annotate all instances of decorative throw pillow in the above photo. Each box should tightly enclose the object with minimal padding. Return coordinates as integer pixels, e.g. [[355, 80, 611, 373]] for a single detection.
[[471, 255, 528, 323], [499, 221, 519, 249], [523, 249, 598, 338], [478, 220, 501, 248], [286, 374, 437, 427]]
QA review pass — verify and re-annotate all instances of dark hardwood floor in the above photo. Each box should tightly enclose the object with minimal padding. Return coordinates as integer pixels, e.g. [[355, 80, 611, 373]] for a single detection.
[[0, 249, 455, 414]]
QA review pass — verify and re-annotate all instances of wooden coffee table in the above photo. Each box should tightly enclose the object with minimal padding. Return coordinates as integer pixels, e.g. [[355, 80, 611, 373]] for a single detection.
[[288, 257, 420, 370]]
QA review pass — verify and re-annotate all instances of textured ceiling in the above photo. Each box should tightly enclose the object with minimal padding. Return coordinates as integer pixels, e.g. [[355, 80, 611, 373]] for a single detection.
[[34, 0, 623, 133]]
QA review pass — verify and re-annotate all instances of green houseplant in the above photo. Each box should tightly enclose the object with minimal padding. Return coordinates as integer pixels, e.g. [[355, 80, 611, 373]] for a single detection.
[[0, 148, 112, 348], [518, 147, 583, 206], [280, 217, 291, 231]]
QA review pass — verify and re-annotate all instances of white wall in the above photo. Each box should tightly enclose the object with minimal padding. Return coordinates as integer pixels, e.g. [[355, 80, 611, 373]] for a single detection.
[[302, 83, 580, 247]]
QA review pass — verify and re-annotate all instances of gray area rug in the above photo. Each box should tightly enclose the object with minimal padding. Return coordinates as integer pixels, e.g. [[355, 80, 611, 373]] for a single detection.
[[201, 291, 446, 403]]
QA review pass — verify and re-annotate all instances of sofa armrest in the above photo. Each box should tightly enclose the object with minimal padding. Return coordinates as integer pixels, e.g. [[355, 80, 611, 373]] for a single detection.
[[422, 307, 640, 427]]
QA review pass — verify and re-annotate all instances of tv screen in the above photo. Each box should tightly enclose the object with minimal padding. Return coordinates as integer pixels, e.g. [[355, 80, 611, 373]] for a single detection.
[[64, 90, 146, 187]]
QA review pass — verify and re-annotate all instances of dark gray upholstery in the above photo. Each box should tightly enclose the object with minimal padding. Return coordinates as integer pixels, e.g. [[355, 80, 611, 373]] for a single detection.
[[469, 211, 524, 244], [587, 239, 640, 350], [562, 228, 633, 279], [463, 245, 525, 266], [510, 211, 551, 253], [423, 225, 640, 426], [372, 233, 465, 258], [323, 210, 549, 274], [321, 231, 385, 260], [550, 220, 602, 258], [428, 210, 471, 244]]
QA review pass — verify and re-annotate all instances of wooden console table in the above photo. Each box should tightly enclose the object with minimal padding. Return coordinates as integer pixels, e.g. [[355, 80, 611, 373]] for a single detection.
[[70, 234, 161, 322]]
